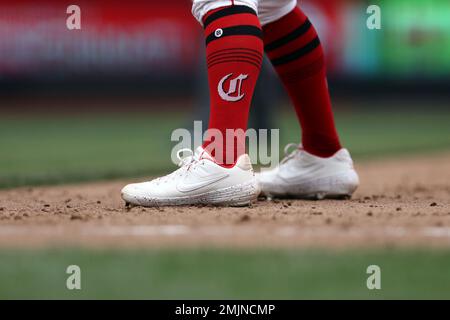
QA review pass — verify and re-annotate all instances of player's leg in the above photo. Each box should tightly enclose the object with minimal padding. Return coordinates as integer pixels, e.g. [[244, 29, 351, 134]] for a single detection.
[[193, 0, 263, 167], [257, 0, 359, 199], [120, 0, 263, 207], [261, 0, 340, 157]]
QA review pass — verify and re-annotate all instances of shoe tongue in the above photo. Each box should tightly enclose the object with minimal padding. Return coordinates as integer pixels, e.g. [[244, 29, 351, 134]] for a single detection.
[[194, 146, 215, 162]]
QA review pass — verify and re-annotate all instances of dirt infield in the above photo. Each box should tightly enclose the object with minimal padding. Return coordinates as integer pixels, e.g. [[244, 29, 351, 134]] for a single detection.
[[0, 153, 449, 249]]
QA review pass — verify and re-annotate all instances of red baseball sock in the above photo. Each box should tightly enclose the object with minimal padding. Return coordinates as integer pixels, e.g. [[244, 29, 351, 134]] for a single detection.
[[202, 6, 263, 167], [263, 7, 341, 158]]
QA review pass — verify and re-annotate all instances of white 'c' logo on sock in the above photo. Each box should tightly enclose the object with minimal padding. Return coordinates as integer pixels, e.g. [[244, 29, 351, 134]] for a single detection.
[[218, 73, 248, 102]]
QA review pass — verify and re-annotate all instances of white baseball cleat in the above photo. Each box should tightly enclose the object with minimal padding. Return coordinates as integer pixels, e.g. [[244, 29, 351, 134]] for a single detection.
[[257, 144, 359, 200], [121, 147, 260, 207]]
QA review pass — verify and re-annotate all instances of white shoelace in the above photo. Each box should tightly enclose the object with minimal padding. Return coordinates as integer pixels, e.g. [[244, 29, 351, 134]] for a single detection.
[[176, 148, 196, 167], [280, 143, 302, 165], [152, 148, 198, 185]]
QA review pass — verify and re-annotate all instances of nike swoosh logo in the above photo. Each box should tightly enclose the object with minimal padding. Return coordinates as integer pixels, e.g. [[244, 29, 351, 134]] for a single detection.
[[176, 173, 229, 193]]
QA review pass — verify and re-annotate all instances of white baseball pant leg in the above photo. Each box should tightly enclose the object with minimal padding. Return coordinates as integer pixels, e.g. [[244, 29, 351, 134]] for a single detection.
[[192, 0, 298, 26]]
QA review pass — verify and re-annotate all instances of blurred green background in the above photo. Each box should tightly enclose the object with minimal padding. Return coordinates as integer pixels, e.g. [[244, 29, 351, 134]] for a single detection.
[[1, 106, 450, 189], [1, 249, 450, 299]]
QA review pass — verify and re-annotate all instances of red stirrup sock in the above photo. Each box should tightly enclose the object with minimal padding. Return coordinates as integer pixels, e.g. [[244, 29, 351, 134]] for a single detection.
[[201, 5, 263, 167], [263, 7, 341, 158]]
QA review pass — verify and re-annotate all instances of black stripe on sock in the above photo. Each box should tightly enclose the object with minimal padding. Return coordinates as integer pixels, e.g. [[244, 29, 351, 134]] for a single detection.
[[206, 25, 262, 47], [203, 5, 257, 29], [207, 50, 263, 64], [271, 37, 321, 66], [208, 59, 262, 69], [264, 19, 312, 52], [207, 48, 263, 61], [208, 55, 263, 68]]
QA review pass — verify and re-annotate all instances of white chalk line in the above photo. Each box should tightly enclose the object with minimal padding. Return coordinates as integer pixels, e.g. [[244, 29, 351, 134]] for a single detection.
[[0, 225, 449, 240]]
